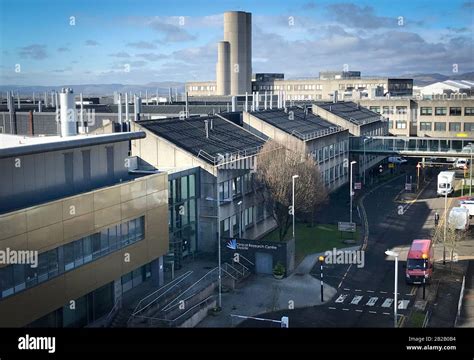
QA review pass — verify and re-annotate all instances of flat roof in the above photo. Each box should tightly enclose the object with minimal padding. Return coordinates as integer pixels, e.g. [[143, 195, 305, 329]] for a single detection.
[[0, 132, 146, 159], [138, 115, 266, 165], [314, 101, 382, 125], [248, 107, 345, 140]]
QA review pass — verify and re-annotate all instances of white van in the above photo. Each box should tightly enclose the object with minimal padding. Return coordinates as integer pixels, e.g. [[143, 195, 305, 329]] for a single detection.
[[388, 156, 408, 164], [460, 198, 474, 218], [437, 171, 455, 196], [448, 207, 470, 231]]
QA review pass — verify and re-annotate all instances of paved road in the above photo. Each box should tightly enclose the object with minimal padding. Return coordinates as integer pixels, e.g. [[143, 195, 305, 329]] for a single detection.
[[240, 167, 467, 327]]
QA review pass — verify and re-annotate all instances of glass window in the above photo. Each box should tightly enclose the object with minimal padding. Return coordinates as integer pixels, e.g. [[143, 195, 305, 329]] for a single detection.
[[181, 176, 188, 200], [420, 122, 432, 131], [48, 249, 59, 277], [74, 240, 84, 267], [0, 266, 14, 298], [256, 203, 264, 222], [450, 107, 462, 116], [189, 174, 196, 198], [465, 107, 474, 116], [396, 106, 407, 114], [83, 236, 93, 263], [396, 121, 407, 129], [136, 217, 145, 239], [420, 107, 432, 116], [64, 243, 75, 271], [37, 252, 49, 283], [464, 123, 474, 132], [25, 261, 38, 288], [120, 222, 129, 246], [434, 122, 446, 131], [435, 107, 447, 116], [231, 214, 239, 236], [449, 122, 461, 132], [369, 106, 380, 114], [92, 234, 101, 259], [189, 199, 196, 223], [129, 218, 137, 242], [13, 264, 26, 292]]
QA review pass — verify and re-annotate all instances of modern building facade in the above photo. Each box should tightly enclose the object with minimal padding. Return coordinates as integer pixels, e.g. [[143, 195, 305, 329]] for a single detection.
[[358, 97, 474, 137], [0, 133, 169, 327], [130, 115, 276, 260], [243, 107, 350, 191]]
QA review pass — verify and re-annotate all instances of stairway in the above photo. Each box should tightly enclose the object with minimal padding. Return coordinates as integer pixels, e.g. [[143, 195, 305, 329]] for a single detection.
[[109, 307, 134, 328]]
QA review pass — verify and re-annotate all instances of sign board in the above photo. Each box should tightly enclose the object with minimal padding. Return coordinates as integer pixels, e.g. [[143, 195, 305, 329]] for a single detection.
[[405, 183, 412, 191], [343, 158, 349, 168], [338, 222, 356, 232], [354, 182, 362, 190], [388, 163, 395, 169]]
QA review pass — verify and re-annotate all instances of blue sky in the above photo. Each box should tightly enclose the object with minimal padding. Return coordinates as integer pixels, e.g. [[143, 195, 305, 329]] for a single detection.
[[0, 0, 473, 85]]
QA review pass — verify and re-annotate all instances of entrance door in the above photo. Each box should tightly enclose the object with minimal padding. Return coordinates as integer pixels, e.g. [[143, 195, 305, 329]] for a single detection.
[[255, 252, 273, 274]]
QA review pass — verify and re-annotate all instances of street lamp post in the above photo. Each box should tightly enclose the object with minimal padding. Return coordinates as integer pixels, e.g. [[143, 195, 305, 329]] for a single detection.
[[422, 253, 428, 300], [470, 145, 473, 196], [319, 256, 325, 302], [292, 175, 299, 240], [350, 161, 357, 224], [237, 200, 243, 238], [443, 174, 448, 265], [205, 195, 234, 309], [385, 250, 399, 328]]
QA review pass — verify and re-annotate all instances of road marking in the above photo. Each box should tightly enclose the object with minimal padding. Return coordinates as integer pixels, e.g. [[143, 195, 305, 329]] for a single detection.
[[350, 295, 364, 305], [383, 312, 390, 315], [381, 298, 394, 308], [398, 300, 410, 310], [343, 288, 351, 291], [337, 264, 353, 289], [355, 309, 363, 313], [367, 290, 375, 293], [369, 311, 377, 314], [335, 294, 348, 303], [329, 307, 336, 310], [355, 289, 362, 292], [342, 308, 349, 311], [366, 297, 378, 306], [380, 291, 388, 294]]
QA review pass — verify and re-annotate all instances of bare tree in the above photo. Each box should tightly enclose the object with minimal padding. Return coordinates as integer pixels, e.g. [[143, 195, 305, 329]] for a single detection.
[[254, 140, 328, 241], [431, 222, 466, 262]]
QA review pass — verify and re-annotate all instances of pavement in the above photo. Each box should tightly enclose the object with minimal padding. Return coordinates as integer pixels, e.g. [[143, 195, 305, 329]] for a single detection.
[[456, 260, 474, 327]]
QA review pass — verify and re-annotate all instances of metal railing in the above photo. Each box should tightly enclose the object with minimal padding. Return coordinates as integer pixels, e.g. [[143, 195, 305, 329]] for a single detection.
[[161, 267, 219, 312], [129, 271, 193, 321], [104, 297, 122, 327]]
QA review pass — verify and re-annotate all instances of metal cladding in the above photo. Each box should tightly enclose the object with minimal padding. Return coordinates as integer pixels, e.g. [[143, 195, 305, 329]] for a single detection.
[[216, 41, 231, 95], [220, 11, 252, 95], [59, 88, 77, 137]]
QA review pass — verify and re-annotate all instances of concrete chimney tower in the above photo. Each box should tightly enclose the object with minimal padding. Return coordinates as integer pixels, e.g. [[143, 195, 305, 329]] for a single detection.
[[222, 11, 252, 95], [216, 41, 231, 95]]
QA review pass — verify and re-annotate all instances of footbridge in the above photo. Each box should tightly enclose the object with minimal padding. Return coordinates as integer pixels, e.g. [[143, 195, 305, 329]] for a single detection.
[[350, 136, 474, 159]]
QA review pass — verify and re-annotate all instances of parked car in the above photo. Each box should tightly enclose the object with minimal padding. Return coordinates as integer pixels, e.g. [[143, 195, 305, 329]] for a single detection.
[[454, 158, 469, 169], [460, 198, 474, 218], [388, 156, 408, 164]]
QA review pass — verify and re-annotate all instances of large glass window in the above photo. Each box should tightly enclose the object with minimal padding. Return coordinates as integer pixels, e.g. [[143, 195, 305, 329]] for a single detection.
[[189, 174, 196, 198], [64, 243, 75, 271], [420, 122, 432, 131], [74, 240, 84, 267], [449, 122, 461, 132], [434, 122, 446, 131], [465, 107, 474, 116], [464, 123, 474, 132], [435, 107, 447, 116], [450, 107, 462, 116], [83, 236, 93, 263], [420, 107, 432, 116], [181, 176, 188, 200]]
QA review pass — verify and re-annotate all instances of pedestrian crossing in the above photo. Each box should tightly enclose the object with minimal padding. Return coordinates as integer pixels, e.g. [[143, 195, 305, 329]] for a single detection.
[[330, 291, 412, 315]]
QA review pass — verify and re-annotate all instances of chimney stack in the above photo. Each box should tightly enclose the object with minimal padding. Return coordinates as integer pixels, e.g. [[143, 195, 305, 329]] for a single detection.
[[59, 88, 77, 137], [204, 119, 209, 138]]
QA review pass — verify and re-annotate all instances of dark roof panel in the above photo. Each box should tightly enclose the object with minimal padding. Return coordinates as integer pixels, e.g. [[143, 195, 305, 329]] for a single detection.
[[249, 107, 344, 140], [138, 116, 265, 165], [315, 101, 381, 125]]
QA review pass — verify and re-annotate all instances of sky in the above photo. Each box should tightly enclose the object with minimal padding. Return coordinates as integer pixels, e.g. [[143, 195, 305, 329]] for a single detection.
[[0, 0, 473, 86]]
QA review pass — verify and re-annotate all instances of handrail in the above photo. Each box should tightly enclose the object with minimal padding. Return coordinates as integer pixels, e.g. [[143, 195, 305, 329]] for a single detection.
[[104, 297, 122, 327], [130, 271, 193, 318], [236, 253, 254, 266], [161, 267, 219, 312]]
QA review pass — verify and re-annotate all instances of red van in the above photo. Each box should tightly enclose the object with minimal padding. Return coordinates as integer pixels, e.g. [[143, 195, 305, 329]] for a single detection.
[[405, 239, 434, 284]]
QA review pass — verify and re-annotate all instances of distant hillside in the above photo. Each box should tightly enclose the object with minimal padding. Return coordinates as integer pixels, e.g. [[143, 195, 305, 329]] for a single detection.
[[400, 72, 474, 86], [0, 82, 185, 96]]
